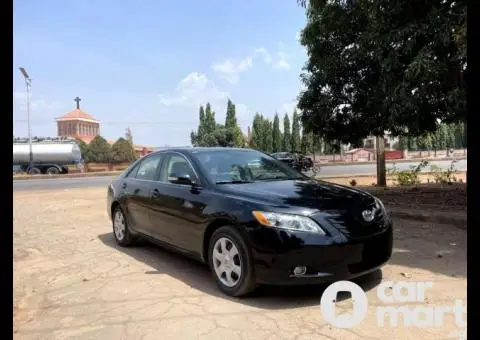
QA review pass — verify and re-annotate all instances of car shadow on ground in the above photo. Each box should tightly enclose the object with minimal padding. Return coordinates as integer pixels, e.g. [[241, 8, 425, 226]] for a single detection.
[[98, 232, 382, 310]]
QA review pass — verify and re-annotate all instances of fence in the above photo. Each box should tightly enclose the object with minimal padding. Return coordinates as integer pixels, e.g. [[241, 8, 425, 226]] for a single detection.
[[308, 148, 467, 164], [68, 162, 131, 173]]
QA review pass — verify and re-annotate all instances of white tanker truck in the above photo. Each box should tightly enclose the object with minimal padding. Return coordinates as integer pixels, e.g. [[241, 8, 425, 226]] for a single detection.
[[13, 137, 83, 175]]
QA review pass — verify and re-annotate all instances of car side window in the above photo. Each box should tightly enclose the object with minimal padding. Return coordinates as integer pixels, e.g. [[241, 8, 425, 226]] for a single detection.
[[161, 154, 196, 183], [125, 163, 141, 178], [134, 154, 164, 181]]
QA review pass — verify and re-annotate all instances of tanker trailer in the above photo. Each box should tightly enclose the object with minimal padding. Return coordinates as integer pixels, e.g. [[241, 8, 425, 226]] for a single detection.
[[13, 137, 83, 175]]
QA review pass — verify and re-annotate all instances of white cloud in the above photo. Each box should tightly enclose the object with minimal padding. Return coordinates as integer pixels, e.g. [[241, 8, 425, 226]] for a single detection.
[[273, 52, 291, 70], [159, 72, 228, 107], [254, 48, 272, 64], [13, 91, 62, 112], [296, 31, 302, 42], [159, 72, 253, 133], [212, 57, 253, 84], [212, 46, 290, 84]]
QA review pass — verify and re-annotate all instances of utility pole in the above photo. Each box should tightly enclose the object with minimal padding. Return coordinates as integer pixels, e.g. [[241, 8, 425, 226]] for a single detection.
[[19, 67, 33, 171]]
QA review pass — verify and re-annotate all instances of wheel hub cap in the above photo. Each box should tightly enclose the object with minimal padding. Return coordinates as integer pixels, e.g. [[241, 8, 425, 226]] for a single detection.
[[113, 211, 126, 241], [212, 237, 242, 287]]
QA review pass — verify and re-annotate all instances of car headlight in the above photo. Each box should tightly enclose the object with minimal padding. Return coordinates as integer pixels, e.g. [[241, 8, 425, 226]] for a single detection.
[[252, 211, 326, 235]]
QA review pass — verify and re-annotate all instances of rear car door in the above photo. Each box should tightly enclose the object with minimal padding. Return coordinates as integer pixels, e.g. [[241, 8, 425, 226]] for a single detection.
[[120, 153, 165, 236], [148, 152, 209, 255]]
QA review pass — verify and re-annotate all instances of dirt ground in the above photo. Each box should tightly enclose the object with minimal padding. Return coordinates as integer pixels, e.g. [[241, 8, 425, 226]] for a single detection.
[[324, 172, 466, 188], [325, 178, 467, 214], [13, 188, 467, 340]]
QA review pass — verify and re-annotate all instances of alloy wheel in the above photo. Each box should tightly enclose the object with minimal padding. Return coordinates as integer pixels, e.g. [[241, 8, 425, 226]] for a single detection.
[[212, 237, 242, 287], [113, 210, 126, 241]]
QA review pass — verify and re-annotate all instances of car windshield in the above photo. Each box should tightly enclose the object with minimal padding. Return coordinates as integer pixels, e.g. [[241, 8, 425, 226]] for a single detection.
[[193, 149, 306, 184]]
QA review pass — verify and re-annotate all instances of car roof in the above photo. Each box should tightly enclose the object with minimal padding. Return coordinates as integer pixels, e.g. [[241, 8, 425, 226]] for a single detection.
[[151, 147, 258, 156]]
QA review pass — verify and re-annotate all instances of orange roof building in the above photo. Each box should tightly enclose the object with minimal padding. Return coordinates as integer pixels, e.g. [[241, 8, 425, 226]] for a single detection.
[[56, 97, 155, 157], [56, 97, 100, 144]]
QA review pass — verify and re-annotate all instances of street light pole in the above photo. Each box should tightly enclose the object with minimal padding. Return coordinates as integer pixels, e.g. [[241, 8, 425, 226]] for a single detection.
[[19, 67, 33, 171]]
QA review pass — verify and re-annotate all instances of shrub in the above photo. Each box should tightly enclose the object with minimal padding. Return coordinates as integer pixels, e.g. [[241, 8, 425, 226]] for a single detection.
[[430, 160, 457, 184], [349, 179, 357, 186], [389, 160, 429, 186]]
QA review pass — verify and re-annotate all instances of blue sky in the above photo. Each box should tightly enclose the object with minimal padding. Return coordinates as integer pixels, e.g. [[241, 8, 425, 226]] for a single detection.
[[13, 0, 307, 147]]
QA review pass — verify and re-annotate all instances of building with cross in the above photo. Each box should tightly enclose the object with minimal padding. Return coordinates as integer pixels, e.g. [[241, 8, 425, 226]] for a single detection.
[[56, 97, 155, 157], [56, 97, 100, 144]]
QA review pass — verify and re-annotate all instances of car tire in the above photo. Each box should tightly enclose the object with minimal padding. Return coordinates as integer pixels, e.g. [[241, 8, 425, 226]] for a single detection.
[[208, 226, 257, 297], [112, 206, 135, 247]]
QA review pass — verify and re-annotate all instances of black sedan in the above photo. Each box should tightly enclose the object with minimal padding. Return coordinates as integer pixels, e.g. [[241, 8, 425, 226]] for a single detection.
[[107, 147, 392, 297]]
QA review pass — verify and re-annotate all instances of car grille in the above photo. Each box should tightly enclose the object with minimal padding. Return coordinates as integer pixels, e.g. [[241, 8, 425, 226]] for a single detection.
[[317, 202, 389, 238]]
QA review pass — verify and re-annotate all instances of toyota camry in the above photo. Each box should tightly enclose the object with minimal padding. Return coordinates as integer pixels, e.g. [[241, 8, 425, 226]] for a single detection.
[[107, 147, 393, 297]]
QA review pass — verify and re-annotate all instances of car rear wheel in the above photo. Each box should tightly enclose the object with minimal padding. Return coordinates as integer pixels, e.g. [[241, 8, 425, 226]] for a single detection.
[[112, 207, 135, 247], [208, 226, 257, 297]]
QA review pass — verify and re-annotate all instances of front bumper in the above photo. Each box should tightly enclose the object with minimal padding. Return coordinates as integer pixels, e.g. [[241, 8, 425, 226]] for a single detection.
[[247, 222, 393, 285]]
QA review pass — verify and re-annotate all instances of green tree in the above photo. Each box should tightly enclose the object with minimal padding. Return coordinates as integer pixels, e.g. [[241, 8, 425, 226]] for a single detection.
[[109, 137, 137, 163], [250, 113, 263, 151], [224, 99, 245, 147], [323, 140, 340, 155], [453, 123, 465, 148], [312, 133, 323, 153], [191, 105, 206, 146], [224, 99, 237, 129], [407, 136, 418, 151], [297, 0, 466, 185], [203, 103, 217, 146], [300, 131, 313, 154], [446, 124, 456, 149], [282, 114, 291, 152], [272, 113, 282, 153], [398, 136, 408, 151], [291, 109, 301, 153], [416, 134, 428, 151], [87, 135, 111, 162], [435, 125, 448, 150], [263, 118, 273, 153], [75, 138, 90, 162]]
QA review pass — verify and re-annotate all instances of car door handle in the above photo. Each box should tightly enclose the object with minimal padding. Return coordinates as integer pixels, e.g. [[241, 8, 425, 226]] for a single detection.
[[121, 182, 127, 189], [151, 188, 161, 198]]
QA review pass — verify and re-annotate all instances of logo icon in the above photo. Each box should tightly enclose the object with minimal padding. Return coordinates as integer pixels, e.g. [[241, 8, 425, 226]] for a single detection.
[[320, 281, 368, 328], [361, 207, 376, 222]]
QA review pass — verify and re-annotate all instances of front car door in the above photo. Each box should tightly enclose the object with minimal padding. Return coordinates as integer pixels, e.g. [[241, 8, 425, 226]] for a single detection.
[[120, 153, 165, 236], [148, 152, 210, 256]]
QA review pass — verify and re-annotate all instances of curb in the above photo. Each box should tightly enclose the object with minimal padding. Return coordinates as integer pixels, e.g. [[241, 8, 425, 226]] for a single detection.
[[388, 208, 466, 230]]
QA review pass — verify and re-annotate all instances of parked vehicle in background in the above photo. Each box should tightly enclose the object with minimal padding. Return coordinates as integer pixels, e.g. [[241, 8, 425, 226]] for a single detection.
[[271, 152, 314, 172], [107, 147, 393, 297], [13, 137, 83, 175]]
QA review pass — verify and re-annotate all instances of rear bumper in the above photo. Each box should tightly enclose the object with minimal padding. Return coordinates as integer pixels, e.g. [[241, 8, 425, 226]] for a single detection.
[[248, 223, 393, 286]]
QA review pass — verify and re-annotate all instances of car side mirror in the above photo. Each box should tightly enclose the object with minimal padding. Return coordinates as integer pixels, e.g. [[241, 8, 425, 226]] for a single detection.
[[171, 173, 194, 185]]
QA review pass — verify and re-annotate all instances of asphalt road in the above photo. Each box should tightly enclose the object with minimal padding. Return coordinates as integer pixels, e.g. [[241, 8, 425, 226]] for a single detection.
[[13, 159, 466, 191]]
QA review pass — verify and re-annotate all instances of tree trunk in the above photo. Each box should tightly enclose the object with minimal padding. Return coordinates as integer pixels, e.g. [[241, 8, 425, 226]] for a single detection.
[[464, 121, 467, 183], [376, 135, 386, 187]]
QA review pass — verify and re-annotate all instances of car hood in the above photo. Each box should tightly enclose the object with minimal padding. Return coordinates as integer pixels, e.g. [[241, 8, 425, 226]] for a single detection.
[[219, 179, 375, 211]]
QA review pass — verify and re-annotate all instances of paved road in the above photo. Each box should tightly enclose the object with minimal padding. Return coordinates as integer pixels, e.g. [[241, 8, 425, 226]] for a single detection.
[[13, 159, 466, 191]]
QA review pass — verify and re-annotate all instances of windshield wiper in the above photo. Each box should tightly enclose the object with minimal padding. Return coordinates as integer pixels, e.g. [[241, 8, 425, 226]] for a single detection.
[[215, 180, 254, 184]]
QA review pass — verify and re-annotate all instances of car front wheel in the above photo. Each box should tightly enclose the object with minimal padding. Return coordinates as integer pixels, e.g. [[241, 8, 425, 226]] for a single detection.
[[208, 226, 257, 297]]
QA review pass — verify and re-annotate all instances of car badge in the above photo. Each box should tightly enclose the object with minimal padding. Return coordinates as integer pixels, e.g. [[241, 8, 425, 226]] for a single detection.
[[362, 208, 376, 222]]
